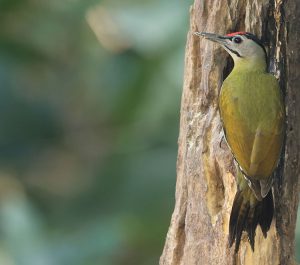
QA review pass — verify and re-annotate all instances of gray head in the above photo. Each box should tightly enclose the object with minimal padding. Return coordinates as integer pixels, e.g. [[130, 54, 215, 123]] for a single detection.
[[194, 31, 267, 63]]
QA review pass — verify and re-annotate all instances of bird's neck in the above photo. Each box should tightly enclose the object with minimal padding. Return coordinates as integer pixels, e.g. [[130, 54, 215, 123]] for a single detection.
[[232, 57, 267, 73]]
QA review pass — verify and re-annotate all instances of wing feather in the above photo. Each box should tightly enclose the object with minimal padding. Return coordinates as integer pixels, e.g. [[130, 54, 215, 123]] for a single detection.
[[219, 73, 284, 181]]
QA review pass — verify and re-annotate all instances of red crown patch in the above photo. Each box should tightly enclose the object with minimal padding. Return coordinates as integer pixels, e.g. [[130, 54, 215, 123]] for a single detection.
[[226, 32, 247, 37]]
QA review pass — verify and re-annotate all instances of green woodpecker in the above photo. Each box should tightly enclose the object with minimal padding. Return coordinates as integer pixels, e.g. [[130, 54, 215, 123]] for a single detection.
[[194, 31, 285, 252]]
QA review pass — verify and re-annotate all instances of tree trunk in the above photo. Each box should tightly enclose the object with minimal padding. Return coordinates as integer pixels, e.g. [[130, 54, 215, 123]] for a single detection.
[[160, 0, 300, 264]]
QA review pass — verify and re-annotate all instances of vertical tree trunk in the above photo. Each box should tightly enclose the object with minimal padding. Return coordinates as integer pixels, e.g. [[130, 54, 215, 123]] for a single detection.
[[160, 1, 300, 264]]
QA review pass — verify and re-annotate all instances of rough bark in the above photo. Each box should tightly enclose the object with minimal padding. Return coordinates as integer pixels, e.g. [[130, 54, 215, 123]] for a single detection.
[[160, 1, 300, 264]]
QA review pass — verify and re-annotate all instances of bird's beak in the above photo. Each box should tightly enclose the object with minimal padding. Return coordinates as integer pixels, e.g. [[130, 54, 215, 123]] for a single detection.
[[194, 32, 227, 45]]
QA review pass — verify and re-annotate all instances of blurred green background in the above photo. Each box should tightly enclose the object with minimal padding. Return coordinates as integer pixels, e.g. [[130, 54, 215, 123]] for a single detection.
[[0, 0, 191, 264], [1, 0, 300, 264]]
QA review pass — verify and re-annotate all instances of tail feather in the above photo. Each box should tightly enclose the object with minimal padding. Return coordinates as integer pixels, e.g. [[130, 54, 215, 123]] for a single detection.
[[259, 191, 274, 237], [228, 191, 243, 246], [229, 189, 274, 253], [245, 206, 257, 251], [234, 200, 250, 253]]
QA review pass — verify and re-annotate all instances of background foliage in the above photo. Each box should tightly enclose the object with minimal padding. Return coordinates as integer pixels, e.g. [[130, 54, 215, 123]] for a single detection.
[[0, 0, 299, 264], [0, 0, 190, 264]]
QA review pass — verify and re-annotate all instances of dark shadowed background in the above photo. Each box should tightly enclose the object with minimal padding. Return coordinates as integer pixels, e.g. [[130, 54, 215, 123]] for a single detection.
[[0, 0, 299, 264]]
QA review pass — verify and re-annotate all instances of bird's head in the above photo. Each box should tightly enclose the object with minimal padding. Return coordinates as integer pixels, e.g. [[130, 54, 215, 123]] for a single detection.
[[194, 32, 267, 66]]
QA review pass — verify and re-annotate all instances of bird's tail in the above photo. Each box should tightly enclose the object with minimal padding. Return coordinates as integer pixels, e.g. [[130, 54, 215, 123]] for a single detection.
[[228, 185, 274, 253]]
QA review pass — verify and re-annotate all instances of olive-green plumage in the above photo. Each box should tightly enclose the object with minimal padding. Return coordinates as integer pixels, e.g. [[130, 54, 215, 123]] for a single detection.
[[220, 65, 284, 180], [220, 56, 284, 252], [195, 31, 285, 253]]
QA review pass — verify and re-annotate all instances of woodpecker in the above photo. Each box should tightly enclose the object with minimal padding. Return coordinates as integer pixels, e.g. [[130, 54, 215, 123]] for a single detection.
[[194, 31, 285, 252]]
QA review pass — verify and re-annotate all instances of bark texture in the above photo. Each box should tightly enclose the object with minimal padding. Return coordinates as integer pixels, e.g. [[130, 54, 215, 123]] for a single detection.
[[160, 0, 300, 264]]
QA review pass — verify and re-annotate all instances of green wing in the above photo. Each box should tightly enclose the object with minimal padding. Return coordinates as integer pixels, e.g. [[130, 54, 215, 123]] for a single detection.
[[219, 72, 284, 179]]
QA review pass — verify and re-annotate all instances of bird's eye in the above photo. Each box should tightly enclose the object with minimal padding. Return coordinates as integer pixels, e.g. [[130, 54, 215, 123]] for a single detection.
[[233, 36, 242, 44]]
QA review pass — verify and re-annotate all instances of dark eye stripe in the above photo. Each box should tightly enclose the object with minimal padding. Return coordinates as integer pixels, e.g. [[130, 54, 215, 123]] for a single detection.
[[219, 36, 233, 41]]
